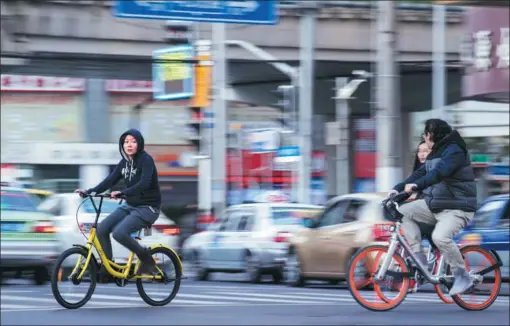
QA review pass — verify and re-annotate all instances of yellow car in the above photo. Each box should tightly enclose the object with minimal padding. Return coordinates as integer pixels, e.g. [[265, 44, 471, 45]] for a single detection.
[[0, 187, 59, 285]]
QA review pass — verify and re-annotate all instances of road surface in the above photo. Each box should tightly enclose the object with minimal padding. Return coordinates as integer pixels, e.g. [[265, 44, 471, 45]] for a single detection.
[[1, 276, 508, 325]]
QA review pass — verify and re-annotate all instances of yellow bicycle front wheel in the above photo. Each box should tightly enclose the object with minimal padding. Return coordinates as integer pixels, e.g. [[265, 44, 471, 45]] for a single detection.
[[51, 247, 98, 309]]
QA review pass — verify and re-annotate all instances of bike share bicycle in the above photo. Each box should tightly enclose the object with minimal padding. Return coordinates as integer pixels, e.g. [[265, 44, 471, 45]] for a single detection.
[[51, 193, 184, 309], [346, 191, 503, 312]]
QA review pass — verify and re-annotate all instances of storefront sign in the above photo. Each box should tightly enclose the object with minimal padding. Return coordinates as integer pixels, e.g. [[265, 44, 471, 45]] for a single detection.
[[1, 142, 119, 165], [105, 80, 153, 93], [1, 74, 85, 92], [1, 93, 84, 142], [461, 28, 509, 71], [152, 45, 194, 100]]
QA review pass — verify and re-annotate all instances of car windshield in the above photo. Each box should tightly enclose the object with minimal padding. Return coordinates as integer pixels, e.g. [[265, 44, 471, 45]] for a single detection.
[[270, 207, 323, 226], [0, 190, 37, 212], [472, 200, 507, 228], [81, 199, 122, 214]]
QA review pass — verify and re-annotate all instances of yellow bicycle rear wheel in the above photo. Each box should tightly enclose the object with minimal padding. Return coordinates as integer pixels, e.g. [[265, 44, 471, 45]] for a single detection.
[[136, 246, 182, 306]]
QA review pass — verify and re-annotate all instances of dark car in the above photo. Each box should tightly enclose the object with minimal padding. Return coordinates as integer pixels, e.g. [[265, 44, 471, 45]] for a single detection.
[[456, 194, 509, 280]]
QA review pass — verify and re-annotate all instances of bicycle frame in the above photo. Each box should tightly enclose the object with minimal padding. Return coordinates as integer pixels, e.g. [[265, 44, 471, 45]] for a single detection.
[[374, 222, 453, 286], [71, 195, 163, 281]]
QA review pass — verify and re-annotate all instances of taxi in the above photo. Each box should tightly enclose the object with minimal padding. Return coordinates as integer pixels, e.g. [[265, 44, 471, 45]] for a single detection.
[[0, 187, 59, 284]]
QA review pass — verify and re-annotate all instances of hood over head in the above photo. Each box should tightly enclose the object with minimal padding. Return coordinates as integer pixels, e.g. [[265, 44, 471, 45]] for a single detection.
[[432, 130, 468, 154], [119, 128, 145, 161]]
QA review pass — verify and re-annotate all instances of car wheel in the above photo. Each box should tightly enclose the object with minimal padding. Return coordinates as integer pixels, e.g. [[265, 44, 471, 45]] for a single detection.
[[245, 253, 261, 284], [284, 251, 305, 287], [271, 269, 283, 284], [34, 267, 48, 285], [191, 252, 209, 281]]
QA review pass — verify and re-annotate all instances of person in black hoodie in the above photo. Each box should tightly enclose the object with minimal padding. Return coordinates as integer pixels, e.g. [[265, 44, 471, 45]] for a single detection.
[[75, 128, 161, 278], [388, 119, 477, 296]]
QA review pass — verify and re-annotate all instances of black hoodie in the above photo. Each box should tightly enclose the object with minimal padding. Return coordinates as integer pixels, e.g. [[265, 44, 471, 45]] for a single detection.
[[87, 129, 162, 208]]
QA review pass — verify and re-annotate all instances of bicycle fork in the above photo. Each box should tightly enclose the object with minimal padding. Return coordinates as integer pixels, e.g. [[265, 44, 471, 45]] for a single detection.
[[374, 231, 400, 283]]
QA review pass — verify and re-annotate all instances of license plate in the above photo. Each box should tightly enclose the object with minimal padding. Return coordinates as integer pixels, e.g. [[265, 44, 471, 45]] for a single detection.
[[1, 222, 25, 233]]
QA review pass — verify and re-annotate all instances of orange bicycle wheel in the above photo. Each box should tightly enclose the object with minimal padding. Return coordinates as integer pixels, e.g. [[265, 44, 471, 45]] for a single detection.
[[347, 245, 410, 312], [451, 245, 502, 311]]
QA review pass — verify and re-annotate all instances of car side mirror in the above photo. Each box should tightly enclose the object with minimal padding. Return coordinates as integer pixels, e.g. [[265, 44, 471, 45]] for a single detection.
[[303, 218, 317, 228]]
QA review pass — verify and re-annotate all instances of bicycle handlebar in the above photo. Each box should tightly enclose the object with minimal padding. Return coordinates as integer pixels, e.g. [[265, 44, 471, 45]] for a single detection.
[[381, 190, 414, 222], [78, 192, 126, 199], [75, 192, 126, 229], [383, 191, 411, 205]]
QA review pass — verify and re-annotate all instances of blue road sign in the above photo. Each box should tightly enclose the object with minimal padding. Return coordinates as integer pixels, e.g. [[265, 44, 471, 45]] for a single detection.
[[113, 1, 278, 25]]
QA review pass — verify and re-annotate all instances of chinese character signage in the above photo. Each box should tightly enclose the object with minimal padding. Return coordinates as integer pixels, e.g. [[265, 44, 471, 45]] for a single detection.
[[462, 7, 509, 102], [1, 75, 85, 92], [152, 45, 195, 101], [105, 80, 154, 93]]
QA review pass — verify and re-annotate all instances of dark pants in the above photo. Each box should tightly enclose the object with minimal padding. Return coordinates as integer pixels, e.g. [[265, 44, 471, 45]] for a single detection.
[[96, 204, 160, 261]]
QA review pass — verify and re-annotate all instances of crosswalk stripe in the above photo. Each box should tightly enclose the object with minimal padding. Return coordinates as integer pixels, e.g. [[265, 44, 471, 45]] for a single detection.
[[177, 293, 319, 304], [280, 291, 443, 303], [2, 295, 58, 303], [0, 290, 38, 294], [1, 304, 40, 309], [289, 290, 509, 304], [209, 291, 355, 302]]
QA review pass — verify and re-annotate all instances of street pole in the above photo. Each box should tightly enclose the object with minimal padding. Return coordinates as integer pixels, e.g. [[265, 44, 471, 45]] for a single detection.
[[212, 23, 227, 215], [432, 5, 447, 121], [298, 3, 317, 204], [334, 77, 351, 196], [375, 0, 402, 192]]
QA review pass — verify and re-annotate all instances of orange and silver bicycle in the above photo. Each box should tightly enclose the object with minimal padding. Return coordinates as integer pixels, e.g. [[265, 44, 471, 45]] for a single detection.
[[346, 191, 503, 312], [51, 193, 183, 309]]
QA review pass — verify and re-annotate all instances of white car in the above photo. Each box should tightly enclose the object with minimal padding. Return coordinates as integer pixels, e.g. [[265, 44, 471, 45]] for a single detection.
[[37, 193, 181, 267], [181, 203, 323, 283]]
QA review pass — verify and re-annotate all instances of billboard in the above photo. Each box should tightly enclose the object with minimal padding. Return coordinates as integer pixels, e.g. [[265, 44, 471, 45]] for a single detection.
[[152, 45, 195, 100]]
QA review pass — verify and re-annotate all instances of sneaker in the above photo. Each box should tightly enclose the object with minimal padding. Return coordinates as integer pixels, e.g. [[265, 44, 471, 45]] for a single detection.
[[449, 268, 474, 296], [137, 248, 157, 275]]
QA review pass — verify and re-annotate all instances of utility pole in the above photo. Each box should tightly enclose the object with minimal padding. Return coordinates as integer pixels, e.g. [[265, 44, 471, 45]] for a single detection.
[[375, 0, 402, 192], [297, 2, 318, 204], [211, 23, 227, 215], [432, 5, 447, 121]]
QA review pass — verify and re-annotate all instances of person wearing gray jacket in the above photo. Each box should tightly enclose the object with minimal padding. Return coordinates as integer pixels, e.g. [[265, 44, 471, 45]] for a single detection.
[[389, 119, 477, 296]]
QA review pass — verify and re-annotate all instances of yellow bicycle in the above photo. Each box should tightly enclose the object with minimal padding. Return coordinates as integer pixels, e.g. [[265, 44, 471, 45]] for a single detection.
[[50, 193, 183, 309]]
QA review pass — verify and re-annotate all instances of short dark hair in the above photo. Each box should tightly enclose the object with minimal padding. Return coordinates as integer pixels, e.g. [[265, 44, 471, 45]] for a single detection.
[[424, 119, 452, 143]]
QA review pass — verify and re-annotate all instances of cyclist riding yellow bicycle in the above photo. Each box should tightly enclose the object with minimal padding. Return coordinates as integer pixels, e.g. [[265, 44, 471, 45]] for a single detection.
[[75, 128, 161, 281], [388, 119, 477, 296]]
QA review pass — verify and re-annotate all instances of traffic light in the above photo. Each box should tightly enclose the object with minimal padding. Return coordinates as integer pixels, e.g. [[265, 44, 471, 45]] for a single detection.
[[163, 21, 193, 45], [186, 106, 202, 149], [274, 84, 298, 132]]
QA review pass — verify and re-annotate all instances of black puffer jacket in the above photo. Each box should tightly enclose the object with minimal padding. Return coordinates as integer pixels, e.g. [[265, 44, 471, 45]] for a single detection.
[[393, 131, 477, 213]]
